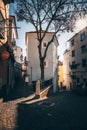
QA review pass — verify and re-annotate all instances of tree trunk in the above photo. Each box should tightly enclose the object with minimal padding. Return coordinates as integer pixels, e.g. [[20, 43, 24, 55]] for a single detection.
[[40, 57, 44, 88], [41, 63, 44, 81]]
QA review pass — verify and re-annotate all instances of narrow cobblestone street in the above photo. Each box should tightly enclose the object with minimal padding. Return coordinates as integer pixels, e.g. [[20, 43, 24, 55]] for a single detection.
[[0, 90, 87, 130]]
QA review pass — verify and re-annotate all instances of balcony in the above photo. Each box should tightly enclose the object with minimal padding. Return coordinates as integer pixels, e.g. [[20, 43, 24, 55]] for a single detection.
[[69, 63, 80, 70], [70, 64, 77, 69], [70, 75, 76, 80]]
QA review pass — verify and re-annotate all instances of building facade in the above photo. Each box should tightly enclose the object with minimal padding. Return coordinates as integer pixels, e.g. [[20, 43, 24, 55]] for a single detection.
[[58, 61, 64, 90], [63, 49, 71, 90], [13, 45, 23, 81], [13, 46, 23, 63], [0, 0, 17, 97], [63, 27, 87, 90], [25, 32, 58, 93]]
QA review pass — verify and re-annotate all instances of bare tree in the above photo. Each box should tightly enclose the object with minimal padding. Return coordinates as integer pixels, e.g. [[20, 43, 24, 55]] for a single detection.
[[15, 0, 87, 82]]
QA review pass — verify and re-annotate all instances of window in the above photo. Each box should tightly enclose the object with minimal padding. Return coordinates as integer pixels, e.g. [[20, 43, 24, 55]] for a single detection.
[[72, 61, 76, 65], [42, 41, 47, 48], [72, 50, 75, 57], [81, 45, 86, 54], [80, 32, 85, 41], [82, 59, 87, 67], [70, 72, 76, 79], [71, 39, 74, 46], [70, 61, 77, 69], [44, 59, 48, 68]]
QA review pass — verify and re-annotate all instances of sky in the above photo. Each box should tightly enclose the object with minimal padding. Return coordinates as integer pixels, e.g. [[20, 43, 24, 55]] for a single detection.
[[10, 3, 87, 61]]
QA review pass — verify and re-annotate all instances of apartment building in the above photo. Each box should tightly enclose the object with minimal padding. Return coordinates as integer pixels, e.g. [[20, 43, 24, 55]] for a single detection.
[[63, 27, 87, 90], [13, 46, 23, 63], [0, 0, 17, 97], [25, 31, 58, 93]]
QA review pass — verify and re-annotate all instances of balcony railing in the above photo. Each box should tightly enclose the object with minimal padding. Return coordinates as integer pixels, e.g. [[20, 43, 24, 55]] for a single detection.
[[70, 75, 76, 80], [70, 64, 77, 69]]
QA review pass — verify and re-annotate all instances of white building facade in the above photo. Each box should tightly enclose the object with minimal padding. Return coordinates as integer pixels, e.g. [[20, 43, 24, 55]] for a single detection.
[[13, 46, 23, 63], [25, 32, 58, 93]]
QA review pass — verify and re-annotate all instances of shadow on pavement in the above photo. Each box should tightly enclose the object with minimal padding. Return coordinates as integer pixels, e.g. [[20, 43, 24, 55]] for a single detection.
[[15, 98, 55, 130], [4, 81, 35, 102], [14, 91, 87, 130]]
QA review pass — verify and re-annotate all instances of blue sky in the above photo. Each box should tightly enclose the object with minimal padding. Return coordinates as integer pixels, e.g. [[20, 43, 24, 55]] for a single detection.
[[10, 3, 35, 56], [10, 3, 87, 61]]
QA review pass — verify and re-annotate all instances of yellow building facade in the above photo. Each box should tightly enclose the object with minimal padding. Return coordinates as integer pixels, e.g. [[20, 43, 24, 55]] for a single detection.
[[58, 61, 63, 89]]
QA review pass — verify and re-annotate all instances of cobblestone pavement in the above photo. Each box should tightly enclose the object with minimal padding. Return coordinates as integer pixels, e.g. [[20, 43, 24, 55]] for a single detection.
[[0, 101, 18, 130], [0, 84, 35, 130], [0, 91, 87, 130]]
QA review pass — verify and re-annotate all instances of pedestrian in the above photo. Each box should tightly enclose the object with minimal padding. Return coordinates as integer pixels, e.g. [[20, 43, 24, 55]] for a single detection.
[[82, 79, 87, 89]]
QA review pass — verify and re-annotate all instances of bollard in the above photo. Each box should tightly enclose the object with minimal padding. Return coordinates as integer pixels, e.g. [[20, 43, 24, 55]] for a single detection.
[[35, 80, 40, 98]]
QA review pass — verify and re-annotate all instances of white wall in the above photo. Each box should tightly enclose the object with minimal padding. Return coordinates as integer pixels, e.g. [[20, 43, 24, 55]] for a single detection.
[[26, 32, 58, 92], [26, 33, 40, 81], [13, 46, 23, 63]]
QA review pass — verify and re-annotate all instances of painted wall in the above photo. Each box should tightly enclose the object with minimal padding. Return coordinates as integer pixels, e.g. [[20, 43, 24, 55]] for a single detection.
[[26, 32, 58, 93], [69, 27, 87, 85], [58, 62, 63, 89], [63, 27, 87, 90], [63, 49, 71, 90]]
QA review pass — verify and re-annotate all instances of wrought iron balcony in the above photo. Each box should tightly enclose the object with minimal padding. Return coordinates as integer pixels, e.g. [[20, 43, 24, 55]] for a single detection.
[[70, 75, 76, 80], [70, 64, 77, 69]]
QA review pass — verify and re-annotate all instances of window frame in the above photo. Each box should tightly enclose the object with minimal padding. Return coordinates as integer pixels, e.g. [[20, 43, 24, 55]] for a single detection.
[[71, 39, 75, 46], [42, 41, 47, 48], [80, 32, 85, 41], [44, 59, 49, 68], [72, 50, 75, 57], [82, 59, 87, 67], [81, 45, 86, 54]]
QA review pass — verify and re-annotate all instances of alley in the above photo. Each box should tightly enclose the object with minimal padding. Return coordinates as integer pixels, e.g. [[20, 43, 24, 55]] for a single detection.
[[0, 90, 87, 130]]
